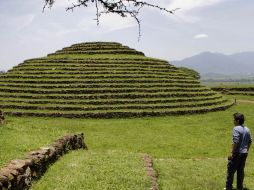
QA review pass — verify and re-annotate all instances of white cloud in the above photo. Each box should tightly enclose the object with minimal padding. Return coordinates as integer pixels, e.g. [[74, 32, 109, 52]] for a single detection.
[[78, 14, 136, 32], [167, 0, 226, 13], [193, 34, 208, 39], [100, 14, 136, 31], [32, 22, 77, 39], [166, 0, 227, 23], [17, 14, 35, 31], [0, 14, 35, 31]]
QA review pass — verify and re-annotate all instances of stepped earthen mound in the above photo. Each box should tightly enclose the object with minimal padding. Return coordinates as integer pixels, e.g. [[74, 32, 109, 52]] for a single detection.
[[0, 42, 233, 118]]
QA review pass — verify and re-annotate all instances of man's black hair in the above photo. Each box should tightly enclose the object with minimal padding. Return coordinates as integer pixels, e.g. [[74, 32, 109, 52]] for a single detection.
[[233, 112, 245, 125]]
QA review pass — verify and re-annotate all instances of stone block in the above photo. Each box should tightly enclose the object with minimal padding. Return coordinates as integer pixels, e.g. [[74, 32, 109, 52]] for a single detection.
[[16, 167, 31, 189], [0, 174, 11, 189]]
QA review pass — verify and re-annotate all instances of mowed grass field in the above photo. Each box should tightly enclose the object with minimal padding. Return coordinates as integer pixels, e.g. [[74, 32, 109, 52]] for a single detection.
[[0, 95, 254, 189]]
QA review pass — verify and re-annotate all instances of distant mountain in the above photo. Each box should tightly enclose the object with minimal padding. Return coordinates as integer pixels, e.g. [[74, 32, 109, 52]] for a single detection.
[[172, 51, 254, 79], [229, 51, 254, 65]]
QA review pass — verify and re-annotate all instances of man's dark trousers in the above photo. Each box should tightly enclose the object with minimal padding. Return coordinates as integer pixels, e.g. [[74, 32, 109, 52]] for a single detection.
[[226, 153, 248, 190]]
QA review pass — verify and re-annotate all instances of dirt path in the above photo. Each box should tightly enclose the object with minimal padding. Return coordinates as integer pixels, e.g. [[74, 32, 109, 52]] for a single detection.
[[237, 100, 254, 104], [144, 155, 159, 190]]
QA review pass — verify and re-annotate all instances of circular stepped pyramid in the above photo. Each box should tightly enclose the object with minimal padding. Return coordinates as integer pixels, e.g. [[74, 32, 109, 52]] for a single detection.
[[0, 42, 233, 118]]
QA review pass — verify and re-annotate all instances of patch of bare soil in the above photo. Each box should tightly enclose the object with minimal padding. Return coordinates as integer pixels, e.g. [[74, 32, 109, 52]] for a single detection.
[[144, 155, 159, 190], [237, 100, 254, 104]]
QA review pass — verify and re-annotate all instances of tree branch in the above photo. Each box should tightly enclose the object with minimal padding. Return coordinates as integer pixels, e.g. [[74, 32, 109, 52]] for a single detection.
[[43, 0, 179, 40]]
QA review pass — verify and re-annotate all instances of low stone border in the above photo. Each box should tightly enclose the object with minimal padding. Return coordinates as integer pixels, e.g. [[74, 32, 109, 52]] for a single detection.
[[0, 133, 87, 190], [144, 155, 159, 190]]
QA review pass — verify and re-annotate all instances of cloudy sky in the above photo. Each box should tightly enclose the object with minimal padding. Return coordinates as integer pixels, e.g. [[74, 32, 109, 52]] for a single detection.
[[0, 0, 254, 71]]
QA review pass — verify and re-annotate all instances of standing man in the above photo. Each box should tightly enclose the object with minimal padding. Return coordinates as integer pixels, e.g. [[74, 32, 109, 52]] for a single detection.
[[225, 113, 252, 190]]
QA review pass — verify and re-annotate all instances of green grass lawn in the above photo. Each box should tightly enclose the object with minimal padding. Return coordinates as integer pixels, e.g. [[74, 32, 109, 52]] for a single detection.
[[31, 150, 150, 190], [156, 157, 254, 190], [0, 96, 254, 189]]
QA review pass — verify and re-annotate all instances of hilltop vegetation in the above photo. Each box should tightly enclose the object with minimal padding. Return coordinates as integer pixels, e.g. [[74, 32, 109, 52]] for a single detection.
[[0, 42, 233, 118], [178, 66, 200, 80]]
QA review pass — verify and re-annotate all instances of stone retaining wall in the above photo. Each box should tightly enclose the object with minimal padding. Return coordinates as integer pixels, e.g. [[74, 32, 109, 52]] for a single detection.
[[0, 133, 87, 190]]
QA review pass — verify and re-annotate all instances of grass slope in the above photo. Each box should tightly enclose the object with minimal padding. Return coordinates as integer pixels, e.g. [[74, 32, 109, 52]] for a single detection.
[[31, 150, 150, 190], [0, 95, 253, 189]]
